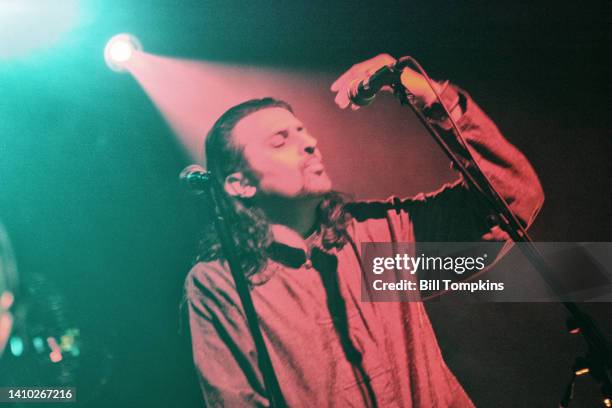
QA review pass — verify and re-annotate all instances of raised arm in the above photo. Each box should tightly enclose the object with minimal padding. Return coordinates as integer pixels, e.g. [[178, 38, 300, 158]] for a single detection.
[[333, 54, 544, 241], [426, 80, 545, 228]]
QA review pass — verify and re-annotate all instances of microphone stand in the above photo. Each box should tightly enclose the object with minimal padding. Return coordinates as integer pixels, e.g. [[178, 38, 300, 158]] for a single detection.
[[185, 171, 287, 408], [390, 57, 611, 407]]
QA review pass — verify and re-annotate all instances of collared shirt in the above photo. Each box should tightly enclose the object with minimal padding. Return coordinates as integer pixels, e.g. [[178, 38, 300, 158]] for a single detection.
[[185, 86, 544, 407]]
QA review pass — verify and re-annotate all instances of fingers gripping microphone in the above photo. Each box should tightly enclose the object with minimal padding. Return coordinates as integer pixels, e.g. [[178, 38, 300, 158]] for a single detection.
[[349, 64, 403, 107], [179, 164, 210, 191]]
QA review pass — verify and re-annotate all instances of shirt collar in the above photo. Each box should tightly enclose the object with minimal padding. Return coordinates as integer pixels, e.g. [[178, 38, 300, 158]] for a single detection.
[[266, 230, 338, 273]]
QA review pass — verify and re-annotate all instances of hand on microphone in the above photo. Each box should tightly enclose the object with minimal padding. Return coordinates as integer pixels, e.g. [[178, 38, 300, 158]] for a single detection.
[[330, 53, 442, 110]]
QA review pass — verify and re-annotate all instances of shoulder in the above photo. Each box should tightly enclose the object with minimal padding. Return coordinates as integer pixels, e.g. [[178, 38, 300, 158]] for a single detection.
[[341, 180, 465, 242], [184, 260, 252, 322], [184, 260, 237, 308], [342, 196, 414, 243], [343, 197, 397, 221], [342, 180, 463, 222]]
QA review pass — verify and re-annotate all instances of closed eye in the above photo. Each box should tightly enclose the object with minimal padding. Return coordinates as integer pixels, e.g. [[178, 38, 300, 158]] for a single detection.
[[269, 130, 288, 148]]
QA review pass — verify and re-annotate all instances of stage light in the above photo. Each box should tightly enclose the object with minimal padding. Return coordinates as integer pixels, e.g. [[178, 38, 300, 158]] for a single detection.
[[32, 336, 44, 353], [104, 33, 142, 72], [574, 367, 589, 376], [0, 0, 79, 60], [9, 336, 23, 357], [47, 336, 63, 363], [49, 350, 63, 363]]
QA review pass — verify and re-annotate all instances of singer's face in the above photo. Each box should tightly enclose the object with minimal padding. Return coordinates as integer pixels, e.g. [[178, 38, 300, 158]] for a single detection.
[[231, 107, 332, 198]]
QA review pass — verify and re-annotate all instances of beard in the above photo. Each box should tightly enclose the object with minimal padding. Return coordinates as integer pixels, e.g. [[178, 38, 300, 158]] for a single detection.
[[300, 170, 333, 196]]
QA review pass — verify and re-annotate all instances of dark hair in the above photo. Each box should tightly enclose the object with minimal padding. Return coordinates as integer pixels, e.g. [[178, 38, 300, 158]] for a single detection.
[[197, 98, 351, 277]]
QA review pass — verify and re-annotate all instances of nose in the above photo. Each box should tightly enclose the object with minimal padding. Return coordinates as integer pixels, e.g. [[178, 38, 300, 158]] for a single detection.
[[301, 132, 318, 155]]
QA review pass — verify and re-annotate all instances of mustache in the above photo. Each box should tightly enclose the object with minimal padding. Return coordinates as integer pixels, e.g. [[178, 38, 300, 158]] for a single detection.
[[301, 156, 324, 170]]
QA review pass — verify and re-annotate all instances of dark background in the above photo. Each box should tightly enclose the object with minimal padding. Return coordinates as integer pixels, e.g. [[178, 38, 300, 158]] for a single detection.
[[0, 0, 610, 406]]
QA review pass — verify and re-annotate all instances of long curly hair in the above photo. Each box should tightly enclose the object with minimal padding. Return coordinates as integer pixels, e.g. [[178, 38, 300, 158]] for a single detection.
[[197, 98, 352, 277]]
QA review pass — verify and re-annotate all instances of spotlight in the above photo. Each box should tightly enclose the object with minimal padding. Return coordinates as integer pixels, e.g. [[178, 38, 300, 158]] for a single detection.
[[104, 33, 142, 72]]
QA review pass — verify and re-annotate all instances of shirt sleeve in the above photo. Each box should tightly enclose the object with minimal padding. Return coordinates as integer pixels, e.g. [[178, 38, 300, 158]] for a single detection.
[[401, 83, 545, 242], [402, 179, 493, 242], [185, 262, 269, 407]]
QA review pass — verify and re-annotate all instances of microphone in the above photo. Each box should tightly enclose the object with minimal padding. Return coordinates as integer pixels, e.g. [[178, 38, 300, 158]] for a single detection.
[[180, 164, 210, 191], [349, 63, 403, 107]]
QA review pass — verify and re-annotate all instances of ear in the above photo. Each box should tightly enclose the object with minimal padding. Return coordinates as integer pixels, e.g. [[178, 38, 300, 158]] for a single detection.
[[224, 172, 257, 198]]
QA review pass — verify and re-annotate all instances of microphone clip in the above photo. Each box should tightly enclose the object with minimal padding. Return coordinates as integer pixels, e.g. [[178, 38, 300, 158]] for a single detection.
[[180, 165, 211, 192], [349, 57, 412, 107]]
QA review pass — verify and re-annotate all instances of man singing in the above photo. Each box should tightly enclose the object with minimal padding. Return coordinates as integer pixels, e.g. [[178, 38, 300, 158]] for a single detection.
[[184, 54, 544, 407]]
